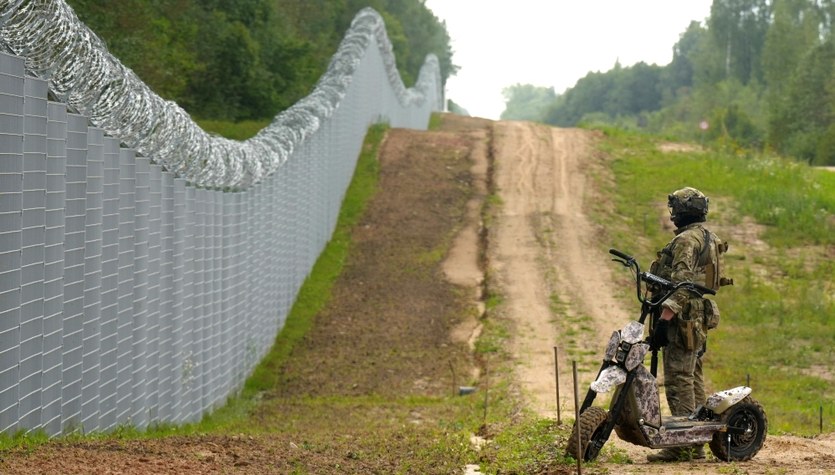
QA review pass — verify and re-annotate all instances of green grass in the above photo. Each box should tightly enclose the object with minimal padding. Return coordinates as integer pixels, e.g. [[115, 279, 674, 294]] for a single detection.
[[592, 126, 835, 435], [428, 112, 444, 131], [208, 123, 387, 413], [598, 127, 835, 248], [195, 119, 271, 140], [477, 418, 572, 473]]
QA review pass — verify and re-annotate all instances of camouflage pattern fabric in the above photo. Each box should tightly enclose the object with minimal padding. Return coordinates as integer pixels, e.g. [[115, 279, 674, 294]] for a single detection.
[[654, 223, 717, 314], [662, 320, 705, 416], [654, 222, 721, 416]]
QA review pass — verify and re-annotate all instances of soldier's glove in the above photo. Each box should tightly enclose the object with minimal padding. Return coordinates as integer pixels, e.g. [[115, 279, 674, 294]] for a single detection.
[[650, 319, 669, 350]]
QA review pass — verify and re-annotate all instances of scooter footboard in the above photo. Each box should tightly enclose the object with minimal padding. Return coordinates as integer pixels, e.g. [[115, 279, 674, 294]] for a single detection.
[[643, 419, 724, 448]]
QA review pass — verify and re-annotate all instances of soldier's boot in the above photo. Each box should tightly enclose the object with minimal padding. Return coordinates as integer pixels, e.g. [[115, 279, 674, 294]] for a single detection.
[[692, 444, 706, 459], [647, 447, 685, 462]]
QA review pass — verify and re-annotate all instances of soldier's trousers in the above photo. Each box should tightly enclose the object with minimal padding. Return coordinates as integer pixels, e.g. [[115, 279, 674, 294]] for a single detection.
[[663, 340, 704, 416]]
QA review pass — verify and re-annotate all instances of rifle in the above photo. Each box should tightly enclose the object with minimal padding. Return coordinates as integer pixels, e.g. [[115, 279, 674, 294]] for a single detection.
[[647, 303, 664, 377]]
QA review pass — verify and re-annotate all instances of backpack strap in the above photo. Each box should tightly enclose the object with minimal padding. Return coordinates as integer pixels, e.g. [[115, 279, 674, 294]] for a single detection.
[[698, 228, 712, 267]]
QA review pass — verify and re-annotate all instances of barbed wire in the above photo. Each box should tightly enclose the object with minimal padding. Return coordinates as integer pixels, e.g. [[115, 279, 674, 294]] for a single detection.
[[0, 0, 441, 189]]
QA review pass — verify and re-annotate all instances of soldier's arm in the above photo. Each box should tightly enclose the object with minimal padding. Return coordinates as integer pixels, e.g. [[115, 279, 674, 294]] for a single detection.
[[661, 232, 702, 316]]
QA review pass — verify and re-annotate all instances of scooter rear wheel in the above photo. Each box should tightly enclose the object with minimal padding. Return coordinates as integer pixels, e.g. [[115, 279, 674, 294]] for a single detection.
[[709, 396, 767, 461], [565, 406, 608, 462]]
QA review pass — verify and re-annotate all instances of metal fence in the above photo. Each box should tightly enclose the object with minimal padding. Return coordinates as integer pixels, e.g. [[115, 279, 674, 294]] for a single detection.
[[0, 2, 441, 435]]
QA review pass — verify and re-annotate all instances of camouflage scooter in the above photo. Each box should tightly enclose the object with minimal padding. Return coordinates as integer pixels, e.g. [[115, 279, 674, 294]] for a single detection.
[[565, 249, 767, 462]]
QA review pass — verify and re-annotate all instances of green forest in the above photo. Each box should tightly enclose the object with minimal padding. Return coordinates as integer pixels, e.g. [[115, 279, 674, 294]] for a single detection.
[[65, 0, 455, 122], [502, 0, 835, 166]]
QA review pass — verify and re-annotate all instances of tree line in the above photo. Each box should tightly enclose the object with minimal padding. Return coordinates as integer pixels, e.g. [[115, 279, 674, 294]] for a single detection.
[[502, 0, 835, 165], [66, 0, 455, 122]]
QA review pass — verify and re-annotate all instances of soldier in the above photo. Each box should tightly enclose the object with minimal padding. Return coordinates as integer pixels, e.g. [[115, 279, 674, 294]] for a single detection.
[[647, 187, 729, 462]]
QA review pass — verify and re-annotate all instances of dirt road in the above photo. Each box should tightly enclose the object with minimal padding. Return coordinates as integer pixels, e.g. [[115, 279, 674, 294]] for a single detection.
[[489, 121, 626, 414], [487, 119, 835, 473]]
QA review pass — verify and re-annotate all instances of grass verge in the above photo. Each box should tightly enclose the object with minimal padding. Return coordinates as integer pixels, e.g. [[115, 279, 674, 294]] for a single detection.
[[196, 119, 271, 140], [590, 126, 835, 435]]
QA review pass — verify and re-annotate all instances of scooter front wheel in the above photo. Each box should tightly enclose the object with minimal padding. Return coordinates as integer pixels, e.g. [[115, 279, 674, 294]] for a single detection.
[[565, 406, 609, 462], [709, 396, 767, 462]]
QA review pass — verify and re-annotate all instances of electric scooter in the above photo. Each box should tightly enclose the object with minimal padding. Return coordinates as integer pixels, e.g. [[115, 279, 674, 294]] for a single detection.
[[565, 248, 767, 462]]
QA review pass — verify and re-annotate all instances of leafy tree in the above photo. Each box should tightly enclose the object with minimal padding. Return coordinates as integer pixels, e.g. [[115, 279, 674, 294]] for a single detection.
[[814, 123, 835, 165], [763, 0, 825, 153], [772, 39, 835, 162], [67, 0, 201, 101], [500, 84, 556, 121], [705, 103, 762, 148], [543, 70, 611, 126], [660, 21, 706, 102], [605, 62, 663, 116], [64, 0, 456, 120], [707, 0, 770, 84], [184, 12, 273, 120], [762, 0, 821, 98], [539, 62, 661, 127]]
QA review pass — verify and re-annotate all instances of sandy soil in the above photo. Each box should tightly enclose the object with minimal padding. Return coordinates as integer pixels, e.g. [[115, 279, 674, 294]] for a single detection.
[[487, 120, 835, 473]]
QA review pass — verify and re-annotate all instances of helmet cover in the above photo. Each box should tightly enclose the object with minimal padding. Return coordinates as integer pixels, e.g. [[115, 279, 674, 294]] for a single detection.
[[668, 187, 708, 225]]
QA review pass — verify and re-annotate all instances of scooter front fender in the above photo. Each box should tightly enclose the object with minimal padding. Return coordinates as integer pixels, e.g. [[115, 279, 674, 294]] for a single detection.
[[705, 386, 752, 414], [590, 365, 627, 393]]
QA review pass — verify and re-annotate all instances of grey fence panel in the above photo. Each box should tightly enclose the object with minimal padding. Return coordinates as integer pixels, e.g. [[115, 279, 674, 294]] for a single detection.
[[18, 73, 47, 431], [169, 178, 187, 423], [156, 170, 176, 422], [243, 185, 259, 366], [208, 191, 221, 410], [192, 188, 206, 415], [231, 192, 246, 391], [219, 191, 232, 406], [61, 112, 88, 432], [274, 167, 290, 356], [181, 185, 197, 423], [80, 126, 103, 432], [0, 3, 440, 435], [42, 101, 66, 436], [144, 163, 162, 424], [115, 148, 136, 427], [130, 156, 149, 428], [0, 52, 24, 433], [97, 135, 120, 431]]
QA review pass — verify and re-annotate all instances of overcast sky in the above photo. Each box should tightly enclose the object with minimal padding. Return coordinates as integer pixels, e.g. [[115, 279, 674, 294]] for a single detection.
[[422, 1, 713, 119]]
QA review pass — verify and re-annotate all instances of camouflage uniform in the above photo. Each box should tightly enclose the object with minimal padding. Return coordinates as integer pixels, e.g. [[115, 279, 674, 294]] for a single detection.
[[654, 222, 724, 416], [648, 187, 728, 463]]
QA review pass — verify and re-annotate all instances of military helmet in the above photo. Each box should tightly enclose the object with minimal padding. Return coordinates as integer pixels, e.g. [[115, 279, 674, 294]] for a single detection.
[[668, 187, 709, 224]]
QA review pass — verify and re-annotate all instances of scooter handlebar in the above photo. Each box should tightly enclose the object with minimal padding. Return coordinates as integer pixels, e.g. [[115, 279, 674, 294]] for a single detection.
[[641, 271, 717, 296], [609, 248, 633, 262]]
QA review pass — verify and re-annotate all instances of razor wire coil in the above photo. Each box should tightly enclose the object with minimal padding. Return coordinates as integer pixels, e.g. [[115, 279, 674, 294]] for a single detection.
[[0, 0, 441, 189]]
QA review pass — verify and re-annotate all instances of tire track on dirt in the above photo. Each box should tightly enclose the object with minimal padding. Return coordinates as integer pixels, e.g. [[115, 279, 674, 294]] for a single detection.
[[490, 121, 628, 417]]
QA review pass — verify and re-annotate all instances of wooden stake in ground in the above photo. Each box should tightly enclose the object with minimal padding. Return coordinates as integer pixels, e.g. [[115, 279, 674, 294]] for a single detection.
[[573, 361, 582, 475], [483, 358, 489, 424], [449, 360, 457, 398], [554, 346, 561, 424]]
